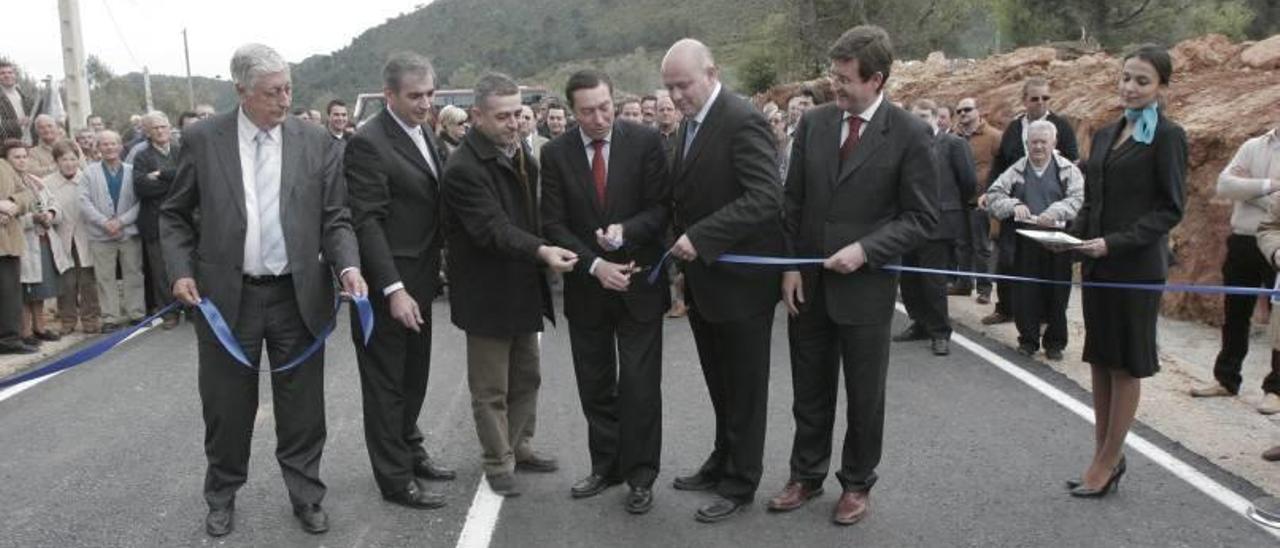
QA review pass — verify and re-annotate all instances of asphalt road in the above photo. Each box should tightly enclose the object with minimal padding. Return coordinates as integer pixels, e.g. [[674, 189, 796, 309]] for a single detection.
[[0, 297, 1275, 547]]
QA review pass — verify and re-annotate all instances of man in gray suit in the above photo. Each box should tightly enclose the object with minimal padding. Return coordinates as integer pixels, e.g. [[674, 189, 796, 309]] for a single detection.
[[160, 43, 366, 538]]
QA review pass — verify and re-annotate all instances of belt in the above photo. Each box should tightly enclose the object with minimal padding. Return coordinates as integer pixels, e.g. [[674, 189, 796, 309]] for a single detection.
[[243, 273, 292, 285]]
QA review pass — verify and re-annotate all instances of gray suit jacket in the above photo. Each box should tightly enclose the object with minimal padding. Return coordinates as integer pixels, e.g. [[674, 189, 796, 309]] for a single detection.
[[160, 110, 360, 337], [79, 161, 140, 242]]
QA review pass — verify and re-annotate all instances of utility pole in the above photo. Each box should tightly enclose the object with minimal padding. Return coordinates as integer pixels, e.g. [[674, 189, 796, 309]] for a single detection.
[[183, 28, 195, 109], [57, 0, 92, 132], [143, 66, 154, 112]]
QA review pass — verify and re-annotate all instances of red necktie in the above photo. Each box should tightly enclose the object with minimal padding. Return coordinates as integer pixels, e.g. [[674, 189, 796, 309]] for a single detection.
[[840, 116, 863, 163], [591, 139, 607, 208]]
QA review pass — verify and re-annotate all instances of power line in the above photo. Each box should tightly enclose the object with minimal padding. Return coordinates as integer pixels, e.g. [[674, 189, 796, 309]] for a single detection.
[[99, 0, 141, 69]]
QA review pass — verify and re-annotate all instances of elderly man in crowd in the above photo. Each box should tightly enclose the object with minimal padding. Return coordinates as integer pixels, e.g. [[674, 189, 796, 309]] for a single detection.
[[983, 120, 1083, 360], [79, 130, 144, 332], [132, 111, 181, 329], [26, 115, 61, 177], [949, 97, 1002, 302], [1195, 125, 1280, 415], [0, 61, 33, 143], [894, 99, 975, 357], [983, 77, 1079, 326], [161, 43, 366, 537]]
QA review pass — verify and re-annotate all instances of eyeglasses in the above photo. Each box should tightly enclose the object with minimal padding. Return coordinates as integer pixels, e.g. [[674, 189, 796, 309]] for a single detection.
[[1027, 95, 1051, 103], [956, 107, 975, 114]]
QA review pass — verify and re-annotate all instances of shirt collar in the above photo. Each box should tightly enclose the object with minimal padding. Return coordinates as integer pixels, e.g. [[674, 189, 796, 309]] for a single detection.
[[843, 92, 884, 124], [386, 107, 423, 137], [692, 82, 723, 125], [237, 106, 281, 144], [579, 126, 612, 148]]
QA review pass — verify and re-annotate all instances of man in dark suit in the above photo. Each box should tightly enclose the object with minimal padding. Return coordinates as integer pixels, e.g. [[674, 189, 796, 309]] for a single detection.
[[160, 43, 366, 537], [132, 111, 181, 329], [344, 52, 455, 511], [769, 26, 937, 526], [442, 73, 579, 497], [660, 39, 785, 523], [894, 99, 976, 356], [540, 69, 669, 514]]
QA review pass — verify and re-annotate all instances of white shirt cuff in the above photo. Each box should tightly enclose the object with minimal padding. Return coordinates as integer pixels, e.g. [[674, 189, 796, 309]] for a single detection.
[[588, 258, 601, 275], [383, 281, 404, 297]]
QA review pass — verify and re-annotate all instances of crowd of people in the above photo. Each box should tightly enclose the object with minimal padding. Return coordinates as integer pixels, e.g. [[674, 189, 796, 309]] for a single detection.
[[1, 21, 1277, 539]]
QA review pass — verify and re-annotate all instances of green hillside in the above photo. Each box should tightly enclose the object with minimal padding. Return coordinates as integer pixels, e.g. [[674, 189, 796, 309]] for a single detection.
[[289, 0, 783, 108]]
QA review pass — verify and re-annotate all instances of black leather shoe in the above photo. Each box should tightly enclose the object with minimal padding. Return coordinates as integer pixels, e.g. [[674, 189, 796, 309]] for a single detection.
[[695, 496, 745, 523], [293, 504, 329, 534], [205, 504, 234, 537], [891, 324, 928, 342], [515, 452, 559, 473], [0, 341, 37, 354], [570, 473, 622, 498], [1045, 348, 1064, 361], [414, 458, 457, 481], [385, 481, 447, 509], [1016, 344, 1037, 357], [672, 471, 716, 491], [931, 338, 950, 356], [625, 486, 654, 514]]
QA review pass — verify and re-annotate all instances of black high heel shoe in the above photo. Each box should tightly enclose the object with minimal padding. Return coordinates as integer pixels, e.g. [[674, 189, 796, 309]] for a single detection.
[[1065, 455, 1125, 491], [1069, 456, 1127, 498]]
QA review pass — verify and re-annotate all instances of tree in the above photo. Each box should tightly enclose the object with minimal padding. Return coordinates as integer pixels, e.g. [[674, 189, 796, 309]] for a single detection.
[[737, 51, 778, 95], [995, 0, 1257, 49]]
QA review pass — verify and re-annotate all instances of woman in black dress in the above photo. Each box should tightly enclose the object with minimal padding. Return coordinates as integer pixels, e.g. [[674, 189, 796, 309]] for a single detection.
[[1067, 45, 1187, 497]]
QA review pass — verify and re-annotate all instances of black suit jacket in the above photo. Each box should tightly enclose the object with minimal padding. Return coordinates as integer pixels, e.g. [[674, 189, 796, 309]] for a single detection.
[[1072, 114, 1187, 281], [541, 121, 671, 324], [344, 109, 444, 297], [671, 87, 785, 323], [160, 111, 360, 336], [132, 142, 180, 241], [442, 130, 553, 337], [930, 131, 977, 240], [784, 101, 938, 326]]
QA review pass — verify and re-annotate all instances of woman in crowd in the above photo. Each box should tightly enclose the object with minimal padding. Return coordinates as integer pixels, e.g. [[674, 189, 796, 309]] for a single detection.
[[1065, 44, 1186, 497], [4, 140, 68, 346], [436, 105, 469, 159], [45, 140, 99, 334], [767, 107, 790, 180]]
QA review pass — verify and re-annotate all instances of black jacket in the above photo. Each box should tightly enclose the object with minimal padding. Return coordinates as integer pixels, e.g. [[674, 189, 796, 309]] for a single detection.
[[344, 108, 445, 298], [541, 120, 670, 325], [989, 111, 1079, 186], [1072, 114, 1187, 281], [442, 129, 553, 337], [671, 87, 786, 323], [929, 131, 977, 240], [132, 142, 180, 240], [784, 101, 938, 326]]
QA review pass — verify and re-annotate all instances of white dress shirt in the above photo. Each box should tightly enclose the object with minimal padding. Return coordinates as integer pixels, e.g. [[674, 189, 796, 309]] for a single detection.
[[386, 108, 439, 178], [840, 92, 883, 146], [237, 108, 286, 276], [581, 127, 615, 275]]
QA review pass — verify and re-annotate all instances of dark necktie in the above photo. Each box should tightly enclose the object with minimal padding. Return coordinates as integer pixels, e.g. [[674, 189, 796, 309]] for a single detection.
[[591, 139, 607, 208], [840, 116, 864, 164]]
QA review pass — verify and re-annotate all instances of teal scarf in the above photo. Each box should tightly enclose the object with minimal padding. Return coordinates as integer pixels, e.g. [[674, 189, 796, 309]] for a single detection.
[[1123, 103, 1159, 145]]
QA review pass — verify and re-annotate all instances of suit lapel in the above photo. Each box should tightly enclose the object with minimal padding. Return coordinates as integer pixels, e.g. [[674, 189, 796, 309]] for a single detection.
[[213, 113, 246, 220], [835, 106, 890, 188], [820, 110, 841, 189], [280, 118, 301, 204], [677, 93, 725, 181], [382, 111, 436, 183], [603, 123, 630, 219]]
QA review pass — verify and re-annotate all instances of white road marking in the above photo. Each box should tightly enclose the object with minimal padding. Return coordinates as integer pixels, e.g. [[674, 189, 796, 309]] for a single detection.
[[924, 304, 1280, 540], [0, 322, 156, 404]]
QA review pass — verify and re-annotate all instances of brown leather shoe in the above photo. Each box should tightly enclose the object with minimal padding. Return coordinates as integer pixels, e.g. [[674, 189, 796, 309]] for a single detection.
[[832, 490, 869, 526], [767, 481, 823, 512]]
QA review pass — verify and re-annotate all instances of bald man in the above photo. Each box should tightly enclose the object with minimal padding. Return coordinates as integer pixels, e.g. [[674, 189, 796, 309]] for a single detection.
[[662, 38, 785, 523]]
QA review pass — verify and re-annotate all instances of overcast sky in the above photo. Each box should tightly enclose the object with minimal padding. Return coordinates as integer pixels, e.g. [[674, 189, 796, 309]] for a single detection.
[[10, 0, 431, 81]]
